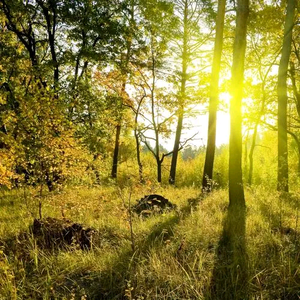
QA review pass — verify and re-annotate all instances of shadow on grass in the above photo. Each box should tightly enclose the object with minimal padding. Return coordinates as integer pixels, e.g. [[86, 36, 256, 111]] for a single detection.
[[56, 197, 202, 299], [207, 205, 248, 300], [91, 200, 203, 299], [1, 196, 203, 299]]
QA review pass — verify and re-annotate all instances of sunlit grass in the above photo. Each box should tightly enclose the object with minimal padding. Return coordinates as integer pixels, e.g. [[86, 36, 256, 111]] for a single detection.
[[1, 185, 300, 299]]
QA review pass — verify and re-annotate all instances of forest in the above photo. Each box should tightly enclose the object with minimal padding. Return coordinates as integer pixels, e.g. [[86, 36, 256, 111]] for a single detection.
[[0, 0, 300, 299]]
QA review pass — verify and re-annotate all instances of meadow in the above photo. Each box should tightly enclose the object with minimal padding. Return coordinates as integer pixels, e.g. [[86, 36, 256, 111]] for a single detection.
[[1, 181, 300, 299], [1, 0, 299, 298]]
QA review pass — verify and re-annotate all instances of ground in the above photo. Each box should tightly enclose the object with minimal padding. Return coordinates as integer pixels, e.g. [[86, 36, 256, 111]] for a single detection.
[[0, 185, 300, 299]]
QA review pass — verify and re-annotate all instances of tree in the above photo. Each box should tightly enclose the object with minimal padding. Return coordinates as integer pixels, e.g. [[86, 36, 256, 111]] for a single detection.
[[136, 0, 177, 183], [202, 0, 226, 192], [0, 0, 120, 189], [245, 11, 281, 185], [0, 0, 70, 189], [277, 0, 296, 192], [228, 0, 249, 207], [169, 0, 211, 185]]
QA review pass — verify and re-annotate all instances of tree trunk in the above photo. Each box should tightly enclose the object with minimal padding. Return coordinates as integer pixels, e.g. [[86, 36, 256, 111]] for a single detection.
[[134, 128, 144, 183], [228, 0, 249, 207], [289, 61, 300, 176], [111, 124, 121, 178], [248, 124, 258, 186], [91, 154, 100, 185], [169, 0, 188, 185], [157, 159, 162, 183], [202, 0, 226, 192], [248, 80, 267, 186], [39, 0, 59, 84], [277, 0, 296, 192], [169, 113, 183, 184], [110, 1, 134, 180]]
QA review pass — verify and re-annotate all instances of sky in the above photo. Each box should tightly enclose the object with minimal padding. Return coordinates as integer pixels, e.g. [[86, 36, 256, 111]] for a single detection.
[[161, 110, 230, 151], [161, 93, 231, 151]]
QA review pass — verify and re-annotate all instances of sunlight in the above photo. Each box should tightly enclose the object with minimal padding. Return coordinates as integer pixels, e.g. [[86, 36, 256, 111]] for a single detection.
[[216, 111, 230, 146], [163, 94, 231, 151], [185, 92, 231, 148], [216, 92, 231, 146]]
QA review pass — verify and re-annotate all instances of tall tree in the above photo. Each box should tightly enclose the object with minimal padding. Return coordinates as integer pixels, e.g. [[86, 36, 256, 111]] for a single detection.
[[228, 0, 249, 207], [169, 0, 189, 185], [277, 0, 296, 192], [202, 0, 226, 192], [111, 0, 146, 179], [137, 0, 177, 183], [169, 0, 209, 185]]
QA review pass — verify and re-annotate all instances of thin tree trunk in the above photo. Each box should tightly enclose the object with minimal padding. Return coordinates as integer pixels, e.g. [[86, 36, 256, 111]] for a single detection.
[[202, 0, 226, 192], [155, 129, 160, 182], [169, 0, 188, 185], [248, 81, 267, 185], [157, 159, 162, 183], [277, 0, 296, 192], [92, 154, 100, 185], [149, 33, 161, 183], [169, 113, 184, 184], [229, 0, 249, 207], [111, 124, 121, 178], [290, 62, 300, 176], [133, 93, 145, 183], [110, 1, 134, 180], [248, 125, 258, 186], [37, 0, 59, 84], [134, 129, 144, 183]]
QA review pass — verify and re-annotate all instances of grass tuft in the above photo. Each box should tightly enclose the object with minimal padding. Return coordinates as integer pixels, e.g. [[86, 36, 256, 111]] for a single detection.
[[1, 186, 300, 299]]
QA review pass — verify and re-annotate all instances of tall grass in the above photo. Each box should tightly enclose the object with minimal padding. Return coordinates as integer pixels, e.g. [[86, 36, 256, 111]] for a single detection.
[[1, 185, 300, 299]]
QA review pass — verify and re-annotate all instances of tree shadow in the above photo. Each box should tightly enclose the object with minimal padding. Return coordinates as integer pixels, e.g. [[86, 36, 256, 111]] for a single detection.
[[1, 195, 203, 299], [52, 197, 202, 299], [208, 205, 248, 300]]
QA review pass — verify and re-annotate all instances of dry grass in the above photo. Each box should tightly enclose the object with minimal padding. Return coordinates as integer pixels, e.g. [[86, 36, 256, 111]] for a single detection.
[[1, 185, 300, 299]]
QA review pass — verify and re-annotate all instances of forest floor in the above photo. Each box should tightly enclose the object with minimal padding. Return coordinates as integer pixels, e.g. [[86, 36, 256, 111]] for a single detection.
[[0, 184, 300, 299]]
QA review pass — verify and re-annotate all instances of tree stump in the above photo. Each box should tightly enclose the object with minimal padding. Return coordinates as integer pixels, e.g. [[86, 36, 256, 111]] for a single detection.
[[132, 194, 176, 216], [31, 217, 96, 250]]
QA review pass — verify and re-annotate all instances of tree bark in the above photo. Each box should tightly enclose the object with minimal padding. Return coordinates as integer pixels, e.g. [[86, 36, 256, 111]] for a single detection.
[[157, 158, 162, 183], [134, 128, 144, 183], [228, 0, 249, 207], [290, 62, 300, 176], [277, 0, 296, 192], [202, 0, 226, 192], [37, 0, 59, 84], [169, 113, 184, 184], [111, 124, 121, 178]]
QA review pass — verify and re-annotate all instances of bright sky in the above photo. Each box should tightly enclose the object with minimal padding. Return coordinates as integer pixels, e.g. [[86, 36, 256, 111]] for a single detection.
[[161, 111, 230, 151], [162, 93, 231, 150]]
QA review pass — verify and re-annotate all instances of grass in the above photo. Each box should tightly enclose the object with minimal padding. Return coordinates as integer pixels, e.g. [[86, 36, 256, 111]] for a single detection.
[[1, 184, 300, 299]]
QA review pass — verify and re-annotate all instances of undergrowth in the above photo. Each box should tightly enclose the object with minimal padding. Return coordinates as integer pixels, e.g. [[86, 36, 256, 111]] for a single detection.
[[0, 185, 300, 299]]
